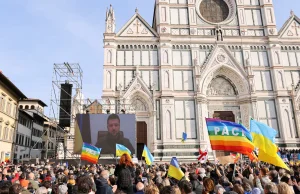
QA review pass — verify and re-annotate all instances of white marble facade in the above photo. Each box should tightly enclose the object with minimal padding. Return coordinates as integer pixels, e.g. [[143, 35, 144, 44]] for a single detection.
[[102, 0, 300, 160]]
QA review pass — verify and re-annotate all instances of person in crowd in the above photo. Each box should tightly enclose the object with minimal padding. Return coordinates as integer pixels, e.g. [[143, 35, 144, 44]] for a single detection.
[[264, 182, 278, 194], [95, 170, 114, 194], [114, 154, 135, 194], [135, 182, 145, 194], [277, 182, 294, 194]]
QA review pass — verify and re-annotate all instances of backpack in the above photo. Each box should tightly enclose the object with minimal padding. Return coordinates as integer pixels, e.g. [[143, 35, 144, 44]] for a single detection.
[[118, 167, 132, 189]]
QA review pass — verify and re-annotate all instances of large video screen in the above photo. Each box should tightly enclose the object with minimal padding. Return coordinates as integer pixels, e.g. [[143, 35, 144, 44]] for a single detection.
[[74, 114, 136, 155]]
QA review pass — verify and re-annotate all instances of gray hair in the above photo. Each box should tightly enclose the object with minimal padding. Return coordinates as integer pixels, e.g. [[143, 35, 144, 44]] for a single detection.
[[101, 170, 109, 180], [264, 182, 278, 194], [36, 187, 48, 194]]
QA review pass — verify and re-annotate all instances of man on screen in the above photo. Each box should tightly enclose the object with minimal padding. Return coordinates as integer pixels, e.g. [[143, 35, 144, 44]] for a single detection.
[[95, 114, 135, 155]]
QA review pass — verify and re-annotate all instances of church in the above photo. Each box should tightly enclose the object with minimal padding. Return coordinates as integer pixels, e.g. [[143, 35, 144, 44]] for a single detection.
[[101, 0, 300, 161]]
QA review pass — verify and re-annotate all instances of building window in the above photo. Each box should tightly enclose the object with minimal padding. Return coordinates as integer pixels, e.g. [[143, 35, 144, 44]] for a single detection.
[[285, 71, 300, 89], [19, 105, 23, 109], [170, 0, 187, 4], [173, 71, 194, 91], [30, 105, 35, 109], [117, 49, 158, 66], [250, 51, 269, 66], [175, 100, 197, 139], [257, 100, 280, 138], [1, 98, 6, 112], [172, 50, 192, 66], [243, 0, 260, 5], [254, 71, 273, 91], [281, 51, 300, 66], [245, 9, 263, 26], [170, 8, 189, 25], [25, 105, 29, 109]]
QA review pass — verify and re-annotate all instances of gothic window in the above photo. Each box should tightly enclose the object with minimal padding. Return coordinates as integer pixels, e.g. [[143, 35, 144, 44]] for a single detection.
[[200, 0, 229, 23], [290, 99, 299, 138], [156, 100, 161, 140], [106, 71, 111, 89], [166, 110, 172, 139], [275, 51, 280, 64], [163, 50, 169, 64], [107, 50, 112, 63], [0, 124, 2, 140], [164, 71, 170, 89]]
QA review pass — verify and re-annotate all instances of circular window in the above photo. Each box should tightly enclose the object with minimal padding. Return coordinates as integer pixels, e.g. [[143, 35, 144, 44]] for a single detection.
[[200, 0, 230, 23]]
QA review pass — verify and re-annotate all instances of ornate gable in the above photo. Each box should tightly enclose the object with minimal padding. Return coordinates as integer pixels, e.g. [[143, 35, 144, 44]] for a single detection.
[[117, 12, 158, 37], [200, 45, 247, 78], [121, 74, 153, 100], [197, 45, 250, 95], [279, 13, 300, 39]]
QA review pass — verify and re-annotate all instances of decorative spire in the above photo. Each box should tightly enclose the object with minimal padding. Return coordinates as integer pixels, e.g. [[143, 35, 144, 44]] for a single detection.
[[135, 7, 139, 13], [291, 9, 295, 16], [105, 4, 116, 33]]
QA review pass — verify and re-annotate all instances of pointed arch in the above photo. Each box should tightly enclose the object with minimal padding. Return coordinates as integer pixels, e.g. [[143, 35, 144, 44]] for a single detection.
[[165, 110, 171, 139], [201, 65, 250, 96], [275, 51, 280, 64], [107, 50, 112, 63], [284, 109, 293, 138], [106, 71, 111, 89], [163, 50, 169, 64], [164, 71, 170, 89]]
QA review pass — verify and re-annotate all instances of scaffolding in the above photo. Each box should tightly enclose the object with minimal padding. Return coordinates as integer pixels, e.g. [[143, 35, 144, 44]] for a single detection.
[[47, 63, 83, 159]]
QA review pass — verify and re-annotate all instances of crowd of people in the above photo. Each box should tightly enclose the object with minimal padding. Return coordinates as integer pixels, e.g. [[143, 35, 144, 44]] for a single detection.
[[0, 153, 299, 194]]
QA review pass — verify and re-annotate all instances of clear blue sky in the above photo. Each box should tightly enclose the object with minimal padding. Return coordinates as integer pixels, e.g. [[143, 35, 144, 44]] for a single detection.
[[0, 0, 299, 116]]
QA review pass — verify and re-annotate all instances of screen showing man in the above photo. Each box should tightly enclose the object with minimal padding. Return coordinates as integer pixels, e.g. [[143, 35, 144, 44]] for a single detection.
[[74, 113, 136, 155], [95, 114, 135, 154]]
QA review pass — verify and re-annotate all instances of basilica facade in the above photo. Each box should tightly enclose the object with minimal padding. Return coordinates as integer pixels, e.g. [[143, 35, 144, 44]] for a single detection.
[[101, 0, 300, 160]]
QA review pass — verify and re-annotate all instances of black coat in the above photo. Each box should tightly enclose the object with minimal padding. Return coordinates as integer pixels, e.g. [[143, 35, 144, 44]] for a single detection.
[[95, 177, 113, 194], [114, 164, 135, 194]]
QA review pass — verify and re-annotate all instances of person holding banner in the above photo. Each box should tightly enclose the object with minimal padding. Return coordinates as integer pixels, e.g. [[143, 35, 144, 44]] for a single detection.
[[95, 114, 135, 155]]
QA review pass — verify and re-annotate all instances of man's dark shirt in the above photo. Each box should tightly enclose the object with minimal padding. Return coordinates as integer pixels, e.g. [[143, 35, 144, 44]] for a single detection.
[[95, 132, 135, 154]]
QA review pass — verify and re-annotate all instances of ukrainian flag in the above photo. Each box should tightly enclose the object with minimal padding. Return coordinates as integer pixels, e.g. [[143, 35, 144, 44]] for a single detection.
[[142, 145, 154, 165], [250, 119, 289, 170], [181, 132, 187, 143], [168, 157, 184, 180], [116, 144, 131, 158]]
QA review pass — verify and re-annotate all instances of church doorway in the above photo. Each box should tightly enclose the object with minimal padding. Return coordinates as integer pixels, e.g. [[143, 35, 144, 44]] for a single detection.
[[213, 111, 235, 157], [213, 111, 235, 122], [136, 121, 147, 159]]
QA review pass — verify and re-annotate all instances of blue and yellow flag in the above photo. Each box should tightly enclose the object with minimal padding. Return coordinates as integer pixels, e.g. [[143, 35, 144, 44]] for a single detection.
[[168, 157, 184, 180], [181, 132, 187, 143], [142, 145, 154, 165], [250, 120, 289, 170], [116, 144, 131, 158]]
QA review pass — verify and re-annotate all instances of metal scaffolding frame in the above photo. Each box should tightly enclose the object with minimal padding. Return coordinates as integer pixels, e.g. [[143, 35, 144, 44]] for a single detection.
[[48, 63, 83, 159]]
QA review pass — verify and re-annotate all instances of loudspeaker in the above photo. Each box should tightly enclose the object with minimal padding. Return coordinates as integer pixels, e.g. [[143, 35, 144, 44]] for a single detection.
[[59, 83, 73, 128]]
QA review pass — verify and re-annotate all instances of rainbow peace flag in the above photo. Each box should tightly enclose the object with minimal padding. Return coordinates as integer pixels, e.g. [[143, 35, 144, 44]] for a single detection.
[[142, 145, 154, 165], [168, 157, 184, 180], [206, 118, 255, 157], [81, 143, 101, 164], [116, 144, 131, 158]]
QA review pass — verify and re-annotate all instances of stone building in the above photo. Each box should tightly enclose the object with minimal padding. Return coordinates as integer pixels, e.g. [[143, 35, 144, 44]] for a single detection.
[[101, 0, 300, 160]]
